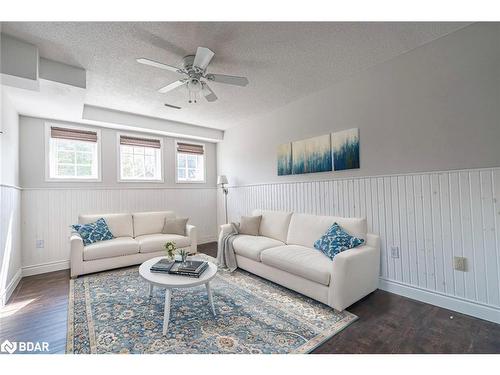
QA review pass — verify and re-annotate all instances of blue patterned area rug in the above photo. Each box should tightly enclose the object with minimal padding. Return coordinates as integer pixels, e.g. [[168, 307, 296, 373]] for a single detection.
[[67, 255, 357, 354]]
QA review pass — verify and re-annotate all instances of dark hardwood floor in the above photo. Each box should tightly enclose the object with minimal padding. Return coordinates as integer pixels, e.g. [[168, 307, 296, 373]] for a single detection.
[[1, 242, 499, 354]]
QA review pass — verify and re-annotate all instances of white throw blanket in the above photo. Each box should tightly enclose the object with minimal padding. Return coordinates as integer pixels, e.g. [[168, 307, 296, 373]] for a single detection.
[[216, 223, 239, 272]]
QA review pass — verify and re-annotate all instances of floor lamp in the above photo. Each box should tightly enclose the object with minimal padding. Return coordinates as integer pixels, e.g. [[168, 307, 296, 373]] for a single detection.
[[217, 175, 229, 224]]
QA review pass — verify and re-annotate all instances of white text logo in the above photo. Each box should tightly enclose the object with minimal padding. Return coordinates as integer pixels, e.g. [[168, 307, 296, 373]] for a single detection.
[[1, 340, 49, 354]]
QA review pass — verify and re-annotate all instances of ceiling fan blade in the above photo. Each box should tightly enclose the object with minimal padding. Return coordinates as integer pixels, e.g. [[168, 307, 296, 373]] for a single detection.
[[193, 47, 215, 70], [158, 80, 186, 93], [136, 58, 183, 74], [202, 83, 218, 102], [206, 73, 249, 87]]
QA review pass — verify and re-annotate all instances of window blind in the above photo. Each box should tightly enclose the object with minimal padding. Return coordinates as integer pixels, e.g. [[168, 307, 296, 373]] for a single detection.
[[51, 126, 98, 142], [120, 135, 161, 149], [177, 142, 204, 155]]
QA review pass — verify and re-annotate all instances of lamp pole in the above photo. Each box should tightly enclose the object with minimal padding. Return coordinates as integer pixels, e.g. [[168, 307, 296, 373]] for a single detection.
[[217, 175, 229, 224], [222, 183, 228, 224]]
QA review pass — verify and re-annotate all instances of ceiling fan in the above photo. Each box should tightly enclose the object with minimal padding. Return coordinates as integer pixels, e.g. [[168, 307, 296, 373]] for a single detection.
[[137, 47, 249, 104]]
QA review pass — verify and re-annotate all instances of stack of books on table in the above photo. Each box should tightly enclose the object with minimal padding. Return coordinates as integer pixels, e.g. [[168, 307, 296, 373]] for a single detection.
[[150, 259, 208, 278]]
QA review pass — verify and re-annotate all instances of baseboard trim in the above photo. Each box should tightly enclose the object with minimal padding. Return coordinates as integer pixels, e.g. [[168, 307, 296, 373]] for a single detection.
[[22, 259, 70, 277], [0, 268, 22, 307], [199, 235, 217, 244], [379, 277, 500, 324]]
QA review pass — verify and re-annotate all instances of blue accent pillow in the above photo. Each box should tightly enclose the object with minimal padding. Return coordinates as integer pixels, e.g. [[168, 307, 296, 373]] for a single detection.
[[72, 218, 114, 246], [313, 223, 364, 260]]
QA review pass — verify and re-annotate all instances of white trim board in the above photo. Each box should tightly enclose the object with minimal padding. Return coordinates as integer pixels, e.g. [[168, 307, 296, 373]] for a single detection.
[[22, 260, 70, 277], [227, 166, 500, 189], [0, 268, 22, 307], [379, 278, 500, 324], [199, 235, 217, 244]]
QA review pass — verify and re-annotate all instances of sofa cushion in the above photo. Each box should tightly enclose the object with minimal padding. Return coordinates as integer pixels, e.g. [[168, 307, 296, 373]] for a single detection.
[[83, 237, 139, 261], [72, 218, 114, 246], [252, 209, 293, 243], [286, 213, 367, 247], [260, 245, 332, 286], [314, 223, 365, 259], [232, 235, 284, 261], [133, 211, 176, 237], [136, 234, 191, 254], [163, 217, 188, 236], [239, 215, 262, 236], [79, 213, 133, 238]]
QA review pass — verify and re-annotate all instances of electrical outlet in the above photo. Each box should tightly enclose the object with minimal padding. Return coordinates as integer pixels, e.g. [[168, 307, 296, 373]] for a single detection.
[[36, 239, 44, 249], [454, 256, 467, 272], [391, 246, 400, 258]]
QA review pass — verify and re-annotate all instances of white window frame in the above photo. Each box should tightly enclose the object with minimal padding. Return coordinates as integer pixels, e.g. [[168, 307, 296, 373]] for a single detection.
[[175, 140, 206, 184], [45, 122, 102, 182], [117, 132, 164, 183]]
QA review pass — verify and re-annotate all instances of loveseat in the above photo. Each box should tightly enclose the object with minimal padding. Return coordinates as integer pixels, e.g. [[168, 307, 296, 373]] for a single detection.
[[218, 209, 380, 311], [70, 211, 197, 277]]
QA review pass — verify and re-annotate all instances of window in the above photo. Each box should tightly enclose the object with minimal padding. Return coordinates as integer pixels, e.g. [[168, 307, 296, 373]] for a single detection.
[[47, 124, 100, 180], [118, 134, 163, 181], [176, 142, 205, 183]]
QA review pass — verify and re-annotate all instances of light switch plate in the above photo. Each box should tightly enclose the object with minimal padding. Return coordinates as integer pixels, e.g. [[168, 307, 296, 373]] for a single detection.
[[454, 256, 467, 272], [36, 239, 44, 249], [391, 246, 400, 258]]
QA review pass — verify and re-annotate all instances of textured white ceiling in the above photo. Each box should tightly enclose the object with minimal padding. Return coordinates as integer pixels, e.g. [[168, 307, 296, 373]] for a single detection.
[[2, 22, 469, 130]]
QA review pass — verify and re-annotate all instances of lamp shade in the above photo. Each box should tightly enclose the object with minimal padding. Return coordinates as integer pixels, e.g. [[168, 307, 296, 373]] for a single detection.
[[217, 175, 228, 185]]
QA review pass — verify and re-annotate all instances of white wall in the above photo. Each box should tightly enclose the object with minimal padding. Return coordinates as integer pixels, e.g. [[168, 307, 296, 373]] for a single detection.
[[217, 23, 500, 323], [0, 90, 22, 306], [19, 116, 218, 275]]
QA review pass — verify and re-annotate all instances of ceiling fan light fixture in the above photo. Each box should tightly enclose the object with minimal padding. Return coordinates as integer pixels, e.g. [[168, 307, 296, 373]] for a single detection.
[[137, 46, 249, 104], [187, 79, 202, 93]]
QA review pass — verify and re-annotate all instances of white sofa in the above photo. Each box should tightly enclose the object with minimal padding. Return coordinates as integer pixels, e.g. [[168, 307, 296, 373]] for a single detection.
[[218, 209, 380, 311], [70, 211, 197, 278]]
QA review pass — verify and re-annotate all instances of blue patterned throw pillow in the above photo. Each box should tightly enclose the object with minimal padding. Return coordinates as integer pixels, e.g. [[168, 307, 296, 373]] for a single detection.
[[72, 218, 114, 246], [313, 223, 364, 260]]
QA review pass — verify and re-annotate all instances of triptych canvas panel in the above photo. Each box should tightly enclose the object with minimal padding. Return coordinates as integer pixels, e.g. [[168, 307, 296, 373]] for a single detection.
[[277, 128, 359, 175]]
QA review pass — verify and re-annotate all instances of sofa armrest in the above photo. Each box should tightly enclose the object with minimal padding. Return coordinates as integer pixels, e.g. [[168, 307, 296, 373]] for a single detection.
[[70, 232, 84, 278], [366, 233, 380, 248], [328, 237, 380, 311], [186, 224, 197, 253], [218, 223, 236, 244]]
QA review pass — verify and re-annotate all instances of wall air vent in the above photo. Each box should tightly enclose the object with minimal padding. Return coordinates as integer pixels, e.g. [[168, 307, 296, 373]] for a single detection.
[[164, 103, 182, 110]]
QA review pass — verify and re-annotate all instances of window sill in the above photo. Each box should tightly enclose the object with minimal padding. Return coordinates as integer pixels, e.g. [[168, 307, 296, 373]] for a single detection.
[[117, 179, 165, 183], [45, 177, 102, 182], [175, 179, 206, 184]]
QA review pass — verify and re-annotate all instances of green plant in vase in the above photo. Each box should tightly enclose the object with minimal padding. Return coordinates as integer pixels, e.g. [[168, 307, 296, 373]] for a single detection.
[[164, 241, 176, 260], [178, 248, 189, 264]]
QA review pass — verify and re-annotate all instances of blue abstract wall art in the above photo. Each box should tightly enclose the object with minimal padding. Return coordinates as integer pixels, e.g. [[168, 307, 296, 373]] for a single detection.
[[332, 128, 360, 171], [277, 143, 292, 176], [292, 134, 332, 174]]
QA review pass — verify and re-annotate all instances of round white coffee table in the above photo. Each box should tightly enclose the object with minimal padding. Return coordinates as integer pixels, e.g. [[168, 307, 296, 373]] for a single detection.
[[139, 256, 218, 335]]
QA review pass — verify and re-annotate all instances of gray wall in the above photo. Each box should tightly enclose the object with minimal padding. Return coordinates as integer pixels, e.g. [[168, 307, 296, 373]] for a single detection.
[[20, 116, 218, 188], [218, 23, 500, 186], [1, 92, 19, 186]]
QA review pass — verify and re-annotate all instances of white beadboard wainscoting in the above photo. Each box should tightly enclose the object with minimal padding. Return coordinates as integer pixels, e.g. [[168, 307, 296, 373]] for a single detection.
[[0, 185, 22, 306], [21, 187, 218, 276], [225, 167, 500, 323]]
